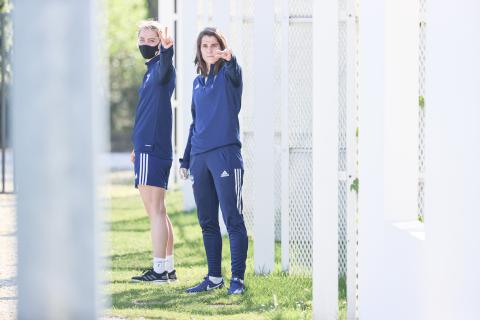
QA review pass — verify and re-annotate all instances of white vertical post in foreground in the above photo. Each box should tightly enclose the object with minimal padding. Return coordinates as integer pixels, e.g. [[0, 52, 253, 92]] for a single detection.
[[357, 0, 386, 318], [12, 1, 105, 318], [425, 1, 480, 319], [384, 0, 419, 222], [253, 0, 275, 273], [177, 0, 196, 211], [312, 0, 339, 318]]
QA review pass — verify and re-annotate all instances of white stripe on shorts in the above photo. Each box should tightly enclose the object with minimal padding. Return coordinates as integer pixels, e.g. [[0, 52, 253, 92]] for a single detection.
[[145, 153, 149, 185], [140, 153, 144, 185], [139, 153, 143, 185], [141, 153, 147, 185], [140, 153, 145, 185]]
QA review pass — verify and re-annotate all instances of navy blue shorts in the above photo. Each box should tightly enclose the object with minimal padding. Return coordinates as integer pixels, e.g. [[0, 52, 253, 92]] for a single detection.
[[134, 152, 172, 189]]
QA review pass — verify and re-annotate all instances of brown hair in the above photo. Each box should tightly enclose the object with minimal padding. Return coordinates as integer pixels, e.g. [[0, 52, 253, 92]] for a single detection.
[[194, 27, 227, 76]]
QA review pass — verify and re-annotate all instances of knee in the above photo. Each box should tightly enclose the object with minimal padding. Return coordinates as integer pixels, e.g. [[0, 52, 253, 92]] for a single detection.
[[199, 219, 220, 234], [149, 206, 167, 218], [226, 221, 247, 235]]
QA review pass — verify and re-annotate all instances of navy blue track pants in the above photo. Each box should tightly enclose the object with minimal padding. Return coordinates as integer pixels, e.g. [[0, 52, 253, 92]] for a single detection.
[[190, 144, 248, 279]]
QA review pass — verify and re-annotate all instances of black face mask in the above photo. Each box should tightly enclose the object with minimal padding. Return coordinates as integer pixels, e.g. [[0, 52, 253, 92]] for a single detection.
[[138, 44, 159, 59]]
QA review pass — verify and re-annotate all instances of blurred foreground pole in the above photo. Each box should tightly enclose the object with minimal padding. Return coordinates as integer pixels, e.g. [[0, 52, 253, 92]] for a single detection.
[[425, 1, 480, 319], [12, 0, 106, 318]]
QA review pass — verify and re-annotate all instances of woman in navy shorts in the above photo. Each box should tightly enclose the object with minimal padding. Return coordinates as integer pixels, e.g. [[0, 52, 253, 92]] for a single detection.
[[130, 20, 177, 284]]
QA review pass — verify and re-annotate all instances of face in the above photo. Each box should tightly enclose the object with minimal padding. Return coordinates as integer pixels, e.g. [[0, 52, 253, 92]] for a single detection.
[[138, 28, 160, 47], [200, 35, 221, 65]]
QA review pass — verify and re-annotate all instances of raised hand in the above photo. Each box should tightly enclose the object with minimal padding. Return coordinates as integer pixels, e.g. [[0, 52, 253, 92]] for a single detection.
[[215, 48, 232, 61], [159, 26, 174, 49]]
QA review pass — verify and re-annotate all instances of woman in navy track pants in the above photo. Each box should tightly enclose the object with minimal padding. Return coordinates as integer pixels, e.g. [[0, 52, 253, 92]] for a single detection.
[[180, 27, 248, 295], [129, 20, 177, 284]]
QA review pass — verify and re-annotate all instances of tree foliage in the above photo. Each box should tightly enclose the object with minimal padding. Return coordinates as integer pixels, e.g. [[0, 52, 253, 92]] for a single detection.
[[107, 0, 149, 151]]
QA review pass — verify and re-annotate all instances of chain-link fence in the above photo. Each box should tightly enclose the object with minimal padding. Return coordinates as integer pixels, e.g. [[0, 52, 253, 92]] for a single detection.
[[287, 0, 314, 275], [232, 0, 353, 279]]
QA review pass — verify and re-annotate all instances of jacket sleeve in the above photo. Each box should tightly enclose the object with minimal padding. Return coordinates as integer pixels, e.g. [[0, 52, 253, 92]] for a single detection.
[[156, 45, 174, 84], [179, 98, 196, 169], [224, 55, 242, 87]]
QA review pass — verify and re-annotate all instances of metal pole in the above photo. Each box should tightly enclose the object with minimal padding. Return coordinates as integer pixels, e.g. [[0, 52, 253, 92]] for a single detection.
[[12, 0, 105, 318], [1, 13, 6, 194]]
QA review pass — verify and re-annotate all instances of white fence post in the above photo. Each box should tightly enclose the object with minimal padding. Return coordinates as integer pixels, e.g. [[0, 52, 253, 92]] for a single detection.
[[357, 0, 386, 318], [12, 1, 106, 318], [280, 0, 290, 273], [384, 0, 419, 223], [253, 0, 275, 274], [158, 0, 175, 31], [345, 0, 358, 317], [425, 1, 480, 319], [213, 0, 229, 35], [176, 0, 196, 212], [312, 0, 339, 318]]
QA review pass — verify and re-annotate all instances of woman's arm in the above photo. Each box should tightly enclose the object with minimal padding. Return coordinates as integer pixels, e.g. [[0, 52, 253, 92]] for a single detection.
[[157, 27, 174, 84], [156, 45, 174, 84], [179, 99, 196, 169], [224, 55, 242, 87], [216, 48, 242, 87]]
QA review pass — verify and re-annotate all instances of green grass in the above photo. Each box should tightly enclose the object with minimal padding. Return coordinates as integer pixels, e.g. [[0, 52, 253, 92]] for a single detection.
[[103, 172, 346, 319]]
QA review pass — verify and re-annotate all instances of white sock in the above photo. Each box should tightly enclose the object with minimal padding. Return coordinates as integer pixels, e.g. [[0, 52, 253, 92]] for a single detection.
[[166, 255, 174, 273], [153, 257, 166, 274], [209, 276, 223, 284], [233, 277, 244, 284]]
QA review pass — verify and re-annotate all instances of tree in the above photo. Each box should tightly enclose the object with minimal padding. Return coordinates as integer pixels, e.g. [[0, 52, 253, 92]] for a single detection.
[[107, 0, 148, 151], [145, 0, 158, 20]]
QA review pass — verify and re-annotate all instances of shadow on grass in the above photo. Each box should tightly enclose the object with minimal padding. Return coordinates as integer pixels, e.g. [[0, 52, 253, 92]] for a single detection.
[[110, 287, 270, 317]]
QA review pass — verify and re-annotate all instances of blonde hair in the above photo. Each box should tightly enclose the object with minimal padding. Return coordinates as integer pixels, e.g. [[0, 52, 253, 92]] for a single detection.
[[137, 20, 162, 37]]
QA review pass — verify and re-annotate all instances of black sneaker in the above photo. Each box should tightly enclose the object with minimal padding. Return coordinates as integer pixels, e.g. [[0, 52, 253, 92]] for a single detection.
[[168, 269, 177, 282], [131, 269, 168, 284]]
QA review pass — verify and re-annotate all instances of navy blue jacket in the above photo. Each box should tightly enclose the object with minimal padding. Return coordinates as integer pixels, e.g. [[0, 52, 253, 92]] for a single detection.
[[180, 56, 243, 169], [132, 46, 175, 160]]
